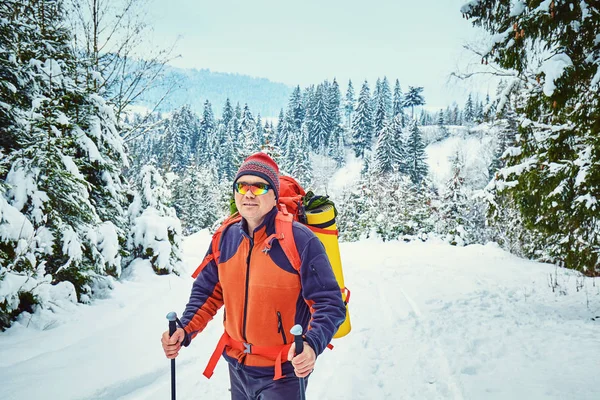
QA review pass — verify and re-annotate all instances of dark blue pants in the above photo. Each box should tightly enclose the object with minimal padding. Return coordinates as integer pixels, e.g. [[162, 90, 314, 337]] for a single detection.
[[228, 363, 308, 399]]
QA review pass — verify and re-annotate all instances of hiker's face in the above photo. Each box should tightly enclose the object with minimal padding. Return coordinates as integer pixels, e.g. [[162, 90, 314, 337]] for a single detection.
[[234, 175, 277, 230]]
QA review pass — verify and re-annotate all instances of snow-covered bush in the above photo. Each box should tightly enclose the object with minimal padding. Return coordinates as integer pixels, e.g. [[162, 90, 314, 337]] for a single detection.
[[127, 165, 183, 275]]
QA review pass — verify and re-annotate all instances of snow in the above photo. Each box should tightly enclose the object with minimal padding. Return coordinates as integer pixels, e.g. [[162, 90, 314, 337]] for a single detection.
[[425, 128, 495, 190], [59, 226, 83, 270], [509, 0, 526, 16], [538, 53, 573, 97], [96, 221, 122, 275], [0, 196, 34, 242], [0, 233, 598, 400]]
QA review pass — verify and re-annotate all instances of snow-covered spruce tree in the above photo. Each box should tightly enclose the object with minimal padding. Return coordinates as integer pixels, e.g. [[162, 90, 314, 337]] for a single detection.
[[402, 86, 425, 118], [0, 0, 132, 329], [174, 161, 221, 234], [327, 78, 343, 157], [463, 0, 600, 275], [438, 151, 470, 246], [199, 100, 216, 165], [405, 121, 429, 184], [463, 93, 475, 124], [127, 164, 183, 275], [344, 79, 355, 129], [287, 85, 305, 131], [336, 175, 375, 242], [351, 80, 374, 158], [374, 120, 401, 175], [392, 79, 403, 118], [161, 105, 199, 172], [307, 83, 330, 152], [255, 113, 264, 148], [238, 104, 258, 159], [284, 123, 312, 186]]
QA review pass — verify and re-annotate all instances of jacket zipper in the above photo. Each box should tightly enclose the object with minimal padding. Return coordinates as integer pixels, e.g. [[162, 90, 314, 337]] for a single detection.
[[311, 265, 326, 288], [277, 311, 287, 344], [242, 238, 254, 342]]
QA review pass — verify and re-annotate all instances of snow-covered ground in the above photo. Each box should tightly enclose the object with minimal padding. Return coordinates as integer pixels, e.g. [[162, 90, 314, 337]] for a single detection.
[[1, 232, 599, 400]]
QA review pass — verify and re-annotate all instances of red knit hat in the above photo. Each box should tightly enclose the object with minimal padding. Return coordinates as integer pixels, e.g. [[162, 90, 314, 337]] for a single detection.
[[233, 152, 280, 198]]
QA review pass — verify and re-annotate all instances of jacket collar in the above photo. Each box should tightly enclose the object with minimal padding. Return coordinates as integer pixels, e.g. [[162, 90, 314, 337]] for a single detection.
[[240, 206, 278, 240]]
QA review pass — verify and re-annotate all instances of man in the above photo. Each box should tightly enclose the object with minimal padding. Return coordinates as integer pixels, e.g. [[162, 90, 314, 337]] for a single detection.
[[161, 152, 346, 399]]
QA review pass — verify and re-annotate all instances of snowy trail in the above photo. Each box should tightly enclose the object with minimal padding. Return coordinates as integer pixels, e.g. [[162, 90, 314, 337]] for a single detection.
[[1, 235, 599, 399]]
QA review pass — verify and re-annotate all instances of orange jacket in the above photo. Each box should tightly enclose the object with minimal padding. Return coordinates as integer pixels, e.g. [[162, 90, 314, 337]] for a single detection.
[[180, 207, 345, 371]]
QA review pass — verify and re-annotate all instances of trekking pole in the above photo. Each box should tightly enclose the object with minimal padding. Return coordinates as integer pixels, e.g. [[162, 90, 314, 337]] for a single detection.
[[290, 324, 306, 400], [166, 312, 178, 400]]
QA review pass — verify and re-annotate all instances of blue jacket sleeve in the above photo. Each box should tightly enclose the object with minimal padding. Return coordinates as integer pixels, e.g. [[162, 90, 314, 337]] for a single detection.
[[179, 247, 223, 346], [298, 234, 346, 355]]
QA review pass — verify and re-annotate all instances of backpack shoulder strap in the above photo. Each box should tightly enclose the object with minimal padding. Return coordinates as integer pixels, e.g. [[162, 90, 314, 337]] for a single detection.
[[192, 213, 242, 278], [261, 207, 301, 273]]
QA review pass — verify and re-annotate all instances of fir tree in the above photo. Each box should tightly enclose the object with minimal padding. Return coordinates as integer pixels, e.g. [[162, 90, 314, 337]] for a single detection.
[[374, 120, 400, 175], [439, 151, 469, 246], [344, 79, 355, 129], [405, 121, 428, 184], [287, 85, 305, 131], [327, 78, 343, 156], [199, 100, 216, 164], [308, 83, 330, 152], [276, 108, 285, 147], [392, 79, 403, 117], [351, 80, 374, 158], [221, 98, 234, 127], [127, 164, 183, 275], [403, 86, 425, 118], [463, 93, 475, 124], [463, 0, 600, 274], [1, 0, 132, 327]]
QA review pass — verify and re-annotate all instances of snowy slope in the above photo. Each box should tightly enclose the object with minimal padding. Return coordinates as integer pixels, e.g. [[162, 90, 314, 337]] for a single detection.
[[1, 232, 599, 400]]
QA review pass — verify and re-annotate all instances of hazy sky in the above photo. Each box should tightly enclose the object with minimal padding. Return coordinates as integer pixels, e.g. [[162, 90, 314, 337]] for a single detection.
[[146, 0, 490, 110]]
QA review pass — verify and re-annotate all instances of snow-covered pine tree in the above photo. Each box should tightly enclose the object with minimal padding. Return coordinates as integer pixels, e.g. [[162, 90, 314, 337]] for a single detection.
[[284, 122, 312, 185], [307, 83, 329, 152], [276, 108, 285, 147], [337, 175, 375, 242], [405, 121, 428, 184], [1, 0, 132, 329], [463, 93, 475, 124], [288, 85, 305, 131], [392, 79, 403, 118], [438, 151, 470, 246], [239, 103, 258, 157], [374, 91, 388, 136], [463, 0, 600, 275], [176, 161, 220, 233], [327, 78, 343, 157], [221, 98, 234, 127], [381, 77, 392, 116], [374, 120, 400, 175], [351, 80, 374, 158], [344, 79, 355, 129], [255, 113, 264, 148], [127, 164, 183, 275], [161, 105, 198, 172], [402, 86, 425, 118], [199, 100, 216, 164]]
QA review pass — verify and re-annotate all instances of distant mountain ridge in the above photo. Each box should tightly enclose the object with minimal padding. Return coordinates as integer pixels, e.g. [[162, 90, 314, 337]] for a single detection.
[[138, 65, 293, 118]]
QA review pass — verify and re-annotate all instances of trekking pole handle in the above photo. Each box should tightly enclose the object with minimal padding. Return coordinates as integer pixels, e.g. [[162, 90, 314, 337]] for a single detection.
[[166, 312, 177, 400], [290, 324, 306, 400], [167, 312, 177, 336], [290, 324, 304, 354]]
